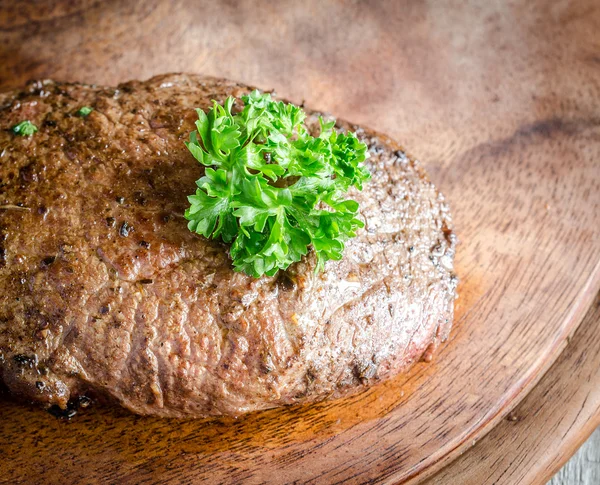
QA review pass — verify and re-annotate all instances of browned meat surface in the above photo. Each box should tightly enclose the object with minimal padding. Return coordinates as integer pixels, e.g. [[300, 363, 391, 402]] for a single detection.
[[0, 74, 456, 418]]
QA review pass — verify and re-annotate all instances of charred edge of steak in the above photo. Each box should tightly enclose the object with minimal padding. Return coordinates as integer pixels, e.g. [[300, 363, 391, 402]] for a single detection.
[[47, 395, 94, 420]]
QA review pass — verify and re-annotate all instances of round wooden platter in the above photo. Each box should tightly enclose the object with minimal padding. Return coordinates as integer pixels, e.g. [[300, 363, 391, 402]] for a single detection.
[[422, 291, 600, 485], [1, 1, 600, 484]]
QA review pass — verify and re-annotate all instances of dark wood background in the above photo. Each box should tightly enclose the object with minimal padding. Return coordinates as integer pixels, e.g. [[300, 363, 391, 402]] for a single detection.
[[1, 1, 599, 483]]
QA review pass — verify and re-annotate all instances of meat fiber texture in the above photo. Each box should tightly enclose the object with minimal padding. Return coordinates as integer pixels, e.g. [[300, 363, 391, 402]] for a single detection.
[[0, 74, 457, 418]]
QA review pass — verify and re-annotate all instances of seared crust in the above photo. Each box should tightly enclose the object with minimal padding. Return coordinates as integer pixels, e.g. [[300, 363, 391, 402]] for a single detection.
[[0, 74, 456, 417]]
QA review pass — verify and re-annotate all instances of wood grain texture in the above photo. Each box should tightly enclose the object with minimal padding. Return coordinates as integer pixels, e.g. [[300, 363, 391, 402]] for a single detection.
[[550, 428, 600, 485], [1, 1, 600, 483], [422, 292, 600, 485]]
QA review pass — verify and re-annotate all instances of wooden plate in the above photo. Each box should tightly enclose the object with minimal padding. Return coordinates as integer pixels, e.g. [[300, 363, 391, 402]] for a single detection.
[[423, 291, 600, 485], [1, 1, 600, 483]]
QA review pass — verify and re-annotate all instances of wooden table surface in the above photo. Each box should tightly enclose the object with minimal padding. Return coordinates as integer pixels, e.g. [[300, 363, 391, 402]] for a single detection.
[[1, 1, 600, 484]]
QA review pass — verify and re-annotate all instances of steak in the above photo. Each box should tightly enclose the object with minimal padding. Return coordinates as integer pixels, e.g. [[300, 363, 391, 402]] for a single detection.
[[0, 74, 457, 418]]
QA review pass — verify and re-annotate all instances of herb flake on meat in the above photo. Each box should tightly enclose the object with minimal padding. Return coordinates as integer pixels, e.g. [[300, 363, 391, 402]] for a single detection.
[[11, 120, 38, 136], [76, 106, 94, 117]]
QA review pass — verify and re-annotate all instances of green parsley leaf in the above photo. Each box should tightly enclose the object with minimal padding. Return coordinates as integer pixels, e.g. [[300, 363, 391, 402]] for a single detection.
[[185, 91, 371, 277], [11, 120, 38, 136], [77, 106, 94, 117]]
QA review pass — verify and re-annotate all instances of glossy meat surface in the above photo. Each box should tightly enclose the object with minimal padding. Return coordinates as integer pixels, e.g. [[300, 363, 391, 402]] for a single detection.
[[0, 74, 456, 417]]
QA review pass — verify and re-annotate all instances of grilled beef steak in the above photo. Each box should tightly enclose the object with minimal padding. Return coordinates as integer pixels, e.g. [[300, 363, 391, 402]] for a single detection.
[[0, 74, 456, 418]]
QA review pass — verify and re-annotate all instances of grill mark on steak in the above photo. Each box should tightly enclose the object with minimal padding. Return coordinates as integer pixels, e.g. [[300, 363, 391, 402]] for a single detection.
[[0, 74, 456, 417]]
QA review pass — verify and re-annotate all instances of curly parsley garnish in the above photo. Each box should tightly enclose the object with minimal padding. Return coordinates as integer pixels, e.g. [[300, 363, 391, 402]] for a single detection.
[[185, 91, 371, 278], [11, 120, 38, 136]]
